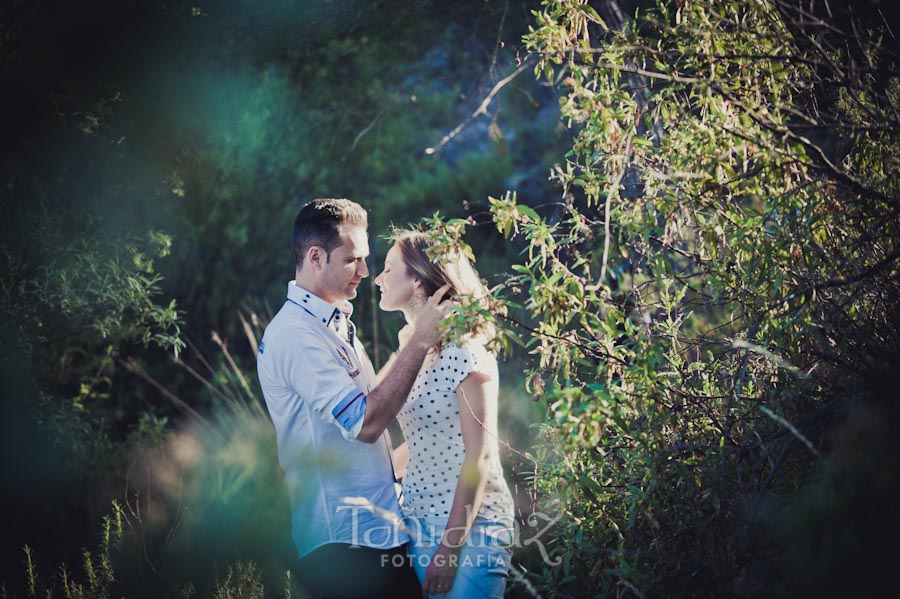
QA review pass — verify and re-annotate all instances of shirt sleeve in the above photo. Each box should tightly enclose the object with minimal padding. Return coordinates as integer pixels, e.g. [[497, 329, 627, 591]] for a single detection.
[[440, 341, 493, 390], [284, 331, 367, 441]]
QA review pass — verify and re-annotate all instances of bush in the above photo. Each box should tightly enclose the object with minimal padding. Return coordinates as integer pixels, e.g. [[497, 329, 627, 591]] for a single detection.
[[432, 0, 900, 596]]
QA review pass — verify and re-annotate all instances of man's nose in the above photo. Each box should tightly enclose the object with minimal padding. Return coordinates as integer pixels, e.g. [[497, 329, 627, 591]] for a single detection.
[[358, 259, 369, 278]]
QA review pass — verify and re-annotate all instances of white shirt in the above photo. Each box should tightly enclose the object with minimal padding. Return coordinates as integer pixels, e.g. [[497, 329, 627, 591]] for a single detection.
[[257, 282, 408, 557], [396, 339, 514, 523]]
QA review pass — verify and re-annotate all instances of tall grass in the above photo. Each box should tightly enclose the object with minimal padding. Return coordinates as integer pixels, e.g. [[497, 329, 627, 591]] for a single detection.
[[6, 302, 542, 598]]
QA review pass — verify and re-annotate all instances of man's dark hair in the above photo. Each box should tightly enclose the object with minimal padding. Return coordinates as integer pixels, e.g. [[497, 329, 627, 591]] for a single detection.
[[291, 198, 368, 269]]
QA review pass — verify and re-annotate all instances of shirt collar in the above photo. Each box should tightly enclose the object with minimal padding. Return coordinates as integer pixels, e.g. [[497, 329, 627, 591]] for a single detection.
[[286, 281, 354, 327]]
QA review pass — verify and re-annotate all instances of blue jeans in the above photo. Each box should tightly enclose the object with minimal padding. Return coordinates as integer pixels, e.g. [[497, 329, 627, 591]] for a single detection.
[[404, 516, 512, 599]]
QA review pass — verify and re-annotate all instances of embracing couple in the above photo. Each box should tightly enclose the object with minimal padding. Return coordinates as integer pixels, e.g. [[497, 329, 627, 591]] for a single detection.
[[257, 198, 514, 599]]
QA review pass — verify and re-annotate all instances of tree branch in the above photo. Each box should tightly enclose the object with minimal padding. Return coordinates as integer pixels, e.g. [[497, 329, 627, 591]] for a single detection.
[[425, 57, 535, 155]]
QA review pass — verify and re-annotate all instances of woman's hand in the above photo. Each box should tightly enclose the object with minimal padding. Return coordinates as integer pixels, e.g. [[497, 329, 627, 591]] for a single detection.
[[422, 543, 460, 597]]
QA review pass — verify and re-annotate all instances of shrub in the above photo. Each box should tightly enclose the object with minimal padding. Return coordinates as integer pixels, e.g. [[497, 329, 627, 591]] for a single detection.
[[432, 0, 900, 596]]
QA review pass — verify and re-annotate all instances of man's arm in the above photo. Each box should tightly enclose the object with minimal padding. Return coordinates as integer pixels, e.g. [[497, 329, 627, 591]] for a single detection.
[[356, 284, 451, 443]]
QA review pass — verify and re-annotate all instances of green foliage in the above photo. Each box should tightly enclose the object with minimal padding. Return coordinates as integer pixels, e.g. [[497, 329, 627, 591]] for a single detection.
[[155, 5, 529, 353], [422, 0, 900, 597], [10, 504, 123, 599], [22, 546, 36, 598], [3, 2, 562, 596], [211, 563, 265, 599], [0, 194, 184, 511], [6, 502, 288, 599], [0, 222, 183, 365], [0, 194, 184, 395]]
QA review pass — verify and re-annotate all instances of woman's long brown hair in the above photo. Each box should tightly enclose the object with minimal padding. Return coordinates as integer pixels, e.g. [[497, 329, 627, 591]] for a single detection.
[[390, 229, 498, 341]]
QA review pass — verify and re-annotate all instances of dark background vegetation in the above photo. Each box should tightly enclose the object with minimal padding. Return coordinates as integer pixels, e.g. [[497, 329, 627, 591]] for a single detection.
[[2, 0, 899, 598], [1, 1, 561, 596]]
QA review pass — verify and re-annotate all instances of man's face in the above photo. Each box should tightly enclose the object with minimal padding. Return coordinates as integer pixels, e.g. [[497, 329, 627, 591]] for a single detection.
[[318, 225, 370, 304]]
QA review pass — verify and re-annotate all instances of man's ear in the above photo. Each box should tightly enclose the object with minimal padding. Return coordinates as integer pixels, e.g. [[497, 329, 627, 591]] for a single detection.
[[306, 246, 324, 270]]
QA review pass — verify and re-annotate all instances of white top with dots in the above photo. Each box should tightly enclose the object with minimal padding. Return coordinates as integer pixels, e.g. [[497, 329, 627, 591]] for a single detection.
[[396, 338, 514, 522]]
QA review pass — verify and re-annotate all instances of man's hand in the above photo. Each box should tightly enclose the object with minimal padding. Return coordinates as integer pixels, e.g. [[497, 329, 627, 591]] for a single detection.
[[397, 324, 414, 348], [408, 284, 453, 349], [356, 284, 454, 444]]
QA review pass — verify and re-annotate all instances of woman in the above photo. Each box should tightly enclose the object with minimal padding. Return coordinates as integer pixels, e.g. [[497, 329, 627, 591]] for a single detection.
[[374, 230, 515, 599]]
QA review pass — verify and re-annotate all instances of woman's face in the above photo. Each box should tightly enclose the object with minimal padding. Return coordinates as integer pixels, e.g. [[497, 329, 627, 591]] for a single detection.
[[374, 244, 420, 312]]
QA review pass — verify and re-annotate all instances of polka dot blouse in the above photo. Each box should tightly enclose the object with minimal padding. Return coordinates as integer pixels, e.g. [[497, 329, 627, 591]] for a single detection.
[[396, 339, 514, 522]]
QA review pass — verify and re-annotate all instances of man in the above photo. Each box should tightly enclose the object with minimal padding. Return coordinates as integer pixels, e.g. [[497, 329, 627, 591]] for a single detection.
[[257, 198, 450, 598]]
